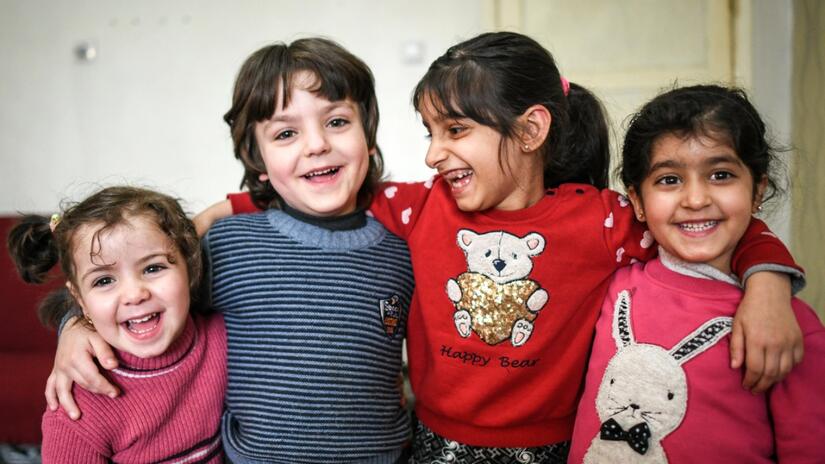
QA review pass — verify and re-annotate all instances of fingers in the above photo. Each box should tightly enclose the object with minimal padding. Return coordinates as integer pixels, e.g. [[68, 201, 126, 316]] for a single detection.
[[45, 371, 59, 411], [89, 333, 119, 371], [793, 342, 804, 365], [741, 345, 765, 392], [729, 321, 745, 369], [54, 371, 81, 420], [751, 349, 780, 394], [74, 356, 118, 398]]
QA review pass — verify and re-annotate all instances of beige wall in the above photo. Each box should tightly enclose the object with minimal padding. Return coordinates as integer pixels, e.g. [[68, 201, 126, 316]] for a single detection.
[[792, 0, 825, 317]]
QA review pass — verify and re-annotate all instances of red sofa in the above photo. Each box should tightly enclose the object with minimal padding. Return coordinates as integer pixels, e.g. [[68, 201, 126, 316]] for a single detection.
[[1, 216, 60, 444]]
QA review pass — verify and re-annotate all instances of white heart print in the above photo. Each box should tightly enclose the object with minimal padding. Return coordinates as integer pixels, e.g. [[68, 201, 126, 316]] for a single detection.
[[384, 186, 398, 198], [401, 207, 412, 224], [616, 247, 625, 263], [640, 231, 654, 248], [604, 213, 614, 228]]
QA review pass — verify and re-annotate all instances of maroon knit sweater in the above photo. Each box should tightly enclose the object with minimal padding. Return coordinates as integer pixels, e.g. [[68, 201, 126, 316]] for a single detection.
[[40, 314, 227, 463]]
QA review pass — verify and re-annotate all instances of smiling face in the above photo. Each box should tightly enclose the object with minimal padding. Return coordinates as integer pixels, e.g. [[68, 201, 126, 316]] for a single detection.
[[418, 95, 545, 212], [628, 133, 764, 274], [68, 215, 190, 359], [254, 71, 372, 217]]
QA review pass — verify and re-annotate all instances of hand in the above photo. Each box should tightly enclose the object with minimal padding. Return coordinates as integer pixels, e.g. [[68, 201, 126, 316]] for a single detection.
[[45, 317, 119, 420], [730, 272, 803, 393], [192, 199, 232, 237]]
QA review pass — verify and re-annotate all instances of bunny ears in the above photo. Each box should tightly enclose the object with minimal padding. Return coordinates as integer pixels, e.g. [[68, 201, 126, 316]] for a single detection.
[[611, 290, 732, 365]]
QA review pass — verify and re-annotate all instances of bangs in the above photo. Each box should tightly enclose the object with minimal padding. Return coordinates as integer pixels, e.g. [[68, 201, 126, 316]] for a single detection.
[[245, 46, 367, 123], [413, 60, 510, 134]]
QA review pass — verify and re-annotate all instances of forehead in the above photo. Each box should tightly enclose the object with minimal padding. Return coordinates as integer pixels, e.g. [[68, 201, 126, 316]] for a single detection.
[[71, 215, 168, 260], [650, 132, 736, 162]]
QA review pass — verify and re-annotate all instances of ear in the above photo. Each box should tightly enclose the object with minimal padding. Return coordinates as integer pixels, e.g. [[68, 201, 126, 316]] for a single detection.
[[65, 281, 88, 315], [456, 229, 478, 251], [611, 289, 635, 349], [752, 175, 768, 213], [522, 232, 546, 255], [518, 104, 552, 152], [669, 317, 733, 365], [626, 187, 646, 222]]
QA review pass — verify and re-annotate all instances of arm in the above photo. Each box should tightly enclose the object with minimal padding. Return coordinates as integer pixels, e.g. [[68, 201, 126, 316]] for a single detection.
[[45, 317, 119, 420], [193, 199, 233, 237], [729, 219, 804, 393]]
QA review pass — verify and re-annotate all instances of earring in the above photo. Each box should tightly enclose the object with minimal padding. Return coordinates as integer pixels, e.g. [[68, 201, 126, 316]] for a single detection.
[[83, 314, 94, 328], [756, 205, 763, 212], [523, 144, 530, 151]]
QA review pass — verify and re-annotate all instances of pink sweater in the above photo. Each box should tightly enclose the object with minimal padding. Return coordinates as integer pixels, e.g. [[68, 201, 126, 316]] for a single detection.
[[41, 314, 227, 463], [569, 259, 825, 463]]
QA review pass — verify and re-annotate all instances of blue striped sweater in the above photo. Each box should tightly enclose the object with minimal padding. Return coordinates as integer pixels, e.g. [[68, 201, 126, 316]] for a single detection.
[[203, 210, 414, 463]]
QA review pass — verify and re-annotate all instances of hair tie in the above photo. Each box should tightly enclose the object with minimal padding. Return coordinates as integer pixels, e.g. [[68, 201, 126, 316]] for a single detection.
[[560, 76, 570, 96], [49, 213, 61, 233]]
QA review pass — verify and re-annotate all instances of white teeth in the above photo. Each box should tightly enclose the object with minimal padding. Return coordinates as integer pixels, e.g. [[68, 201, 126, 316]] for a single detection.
[[304, 167, 338, 178], [680, 221, 718, 232], [129, 313, 155, 324], [125, 313, 159, 334]]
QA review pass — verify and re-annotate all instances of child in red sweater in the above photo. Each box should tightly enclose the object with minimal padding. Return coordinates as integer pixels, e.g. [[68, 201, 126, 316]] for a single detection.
[[569, 84, 824, 463], [8, 186, 226, 463]]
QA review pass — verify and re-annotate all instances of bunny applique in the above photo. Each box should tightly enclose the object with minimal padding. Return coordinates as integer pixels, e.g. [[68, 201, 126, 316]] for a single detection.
[[584, 290, 732, 463]]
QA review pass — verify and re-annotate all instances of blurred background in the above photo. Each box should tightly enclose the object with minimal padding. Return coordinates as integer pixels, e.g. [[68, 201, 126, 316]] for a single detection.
[[0, 0, 822, 457]]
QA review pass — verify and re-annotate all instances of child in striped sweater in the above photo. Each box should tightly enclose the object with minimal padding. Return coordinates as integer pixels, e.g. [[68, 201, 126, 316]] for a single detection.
[[42, 38, 414, 464], [8, 186, 226, 463]]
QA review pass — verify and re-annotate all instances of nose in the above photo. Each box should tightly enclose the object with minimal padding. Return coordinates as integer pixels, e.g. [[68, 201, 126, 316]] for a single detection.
[[424, 140, 447, 170], [303, 125, 331, 157], [121, 278, 150, 305], [681, 179, 711, 210], [630, 403, 640, 410], [493, 259, 507, 272]]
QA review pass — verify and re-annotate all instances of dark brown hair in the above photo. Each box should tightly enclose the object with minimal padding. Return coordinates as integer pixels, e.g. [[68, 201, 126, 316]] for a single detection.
[[413, 31, 610, 189], [224, 37, 384, 210], [621, 84, 783, 202], [7, 186, 202, 328]]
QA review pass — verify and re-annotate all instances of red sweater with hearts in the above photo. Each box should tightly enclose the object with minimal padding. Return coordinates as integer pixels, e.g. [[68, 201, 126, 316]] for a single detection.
[[229, 177, 801, 447]]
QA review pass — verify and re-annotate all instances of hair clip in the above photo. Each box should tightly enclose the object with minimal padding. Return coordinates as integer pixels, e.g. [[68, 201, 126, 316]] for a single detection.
[[49, 213, 61, 233], [560, 76, 570, 96]]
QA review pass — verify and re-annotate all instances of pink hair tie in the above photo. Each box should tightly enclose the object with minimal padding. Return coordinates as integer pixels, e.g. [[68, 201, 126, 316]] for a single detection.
[[560, 76, 570, 96]]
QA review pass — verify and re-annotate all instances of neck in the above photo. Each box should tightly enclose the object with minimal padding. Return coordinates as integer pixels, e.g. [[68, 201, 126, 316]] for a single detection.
[[280, 203, 367, 231], [658, 246, 740, 287], [496, 155, 547, 211]]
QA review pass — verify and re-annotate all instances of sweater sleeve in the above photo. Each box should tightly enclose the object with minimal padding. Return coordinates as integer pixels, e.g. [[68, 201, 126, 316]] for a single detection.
[[601, 188, 804, 288], [41, 414, 109, 464], [367, 179, 435, 239], [769, 299, 825, 462], [228, 192, 259, 214]]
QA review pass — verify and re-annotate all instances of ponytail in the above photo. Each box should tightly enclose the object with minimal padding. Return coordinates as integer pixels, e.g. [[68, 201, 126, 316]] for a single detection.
[[7, 215, 59, 284], [7, 215, 76, 328], [545, 82, 610, 189]]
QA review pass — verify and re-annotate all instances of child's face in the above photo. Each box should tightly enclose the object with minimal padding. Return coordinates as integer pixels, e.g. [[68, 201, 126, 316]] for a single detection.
[[254, 71, 372, 217], [628, 133, 763, 274], [419, 96, 542, 212], [68, 215, 190, 359]]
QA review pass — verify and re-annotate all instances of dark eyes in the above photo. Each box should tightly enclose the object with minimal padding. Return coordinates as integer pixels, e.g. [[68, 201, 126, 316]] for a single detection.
[[92, 276, 114, 288], [485, 250, 492, 257], [275, 130, 296, 141], [710, 171, 734, 181], [655, 175, 680, 186], [145, 264, 167, 274], [667, 391, 674, 400], [328, 117, 349, 128]]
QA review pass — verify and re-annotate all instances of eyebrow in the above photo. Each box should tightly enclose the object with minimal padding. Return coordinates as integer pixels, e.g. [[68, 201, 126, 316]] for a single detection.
[[265, 100, 355, 125], [79, 252, 171, 282], [649, 154, 743, 172]]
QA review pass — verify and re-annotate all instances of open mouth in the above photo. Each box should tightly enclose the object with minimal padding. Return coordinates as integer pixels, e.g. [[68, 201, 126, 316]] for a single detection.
[[678, 220, 718, 233], [124, 312, 160, 334], [444, 169, 473, 190], [303, 167, 340, 181]]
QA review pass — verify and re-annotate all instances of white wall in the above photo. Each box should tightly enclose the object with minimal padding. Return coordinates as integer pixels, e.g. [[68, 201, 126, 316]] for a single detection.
[[0, 0, 489, 214]]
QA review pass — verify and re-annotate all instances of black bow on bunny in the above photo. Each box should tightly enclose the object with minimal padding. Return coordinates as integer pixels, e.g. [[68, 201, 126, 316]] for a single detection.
[[599, 418, 651, 455]]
